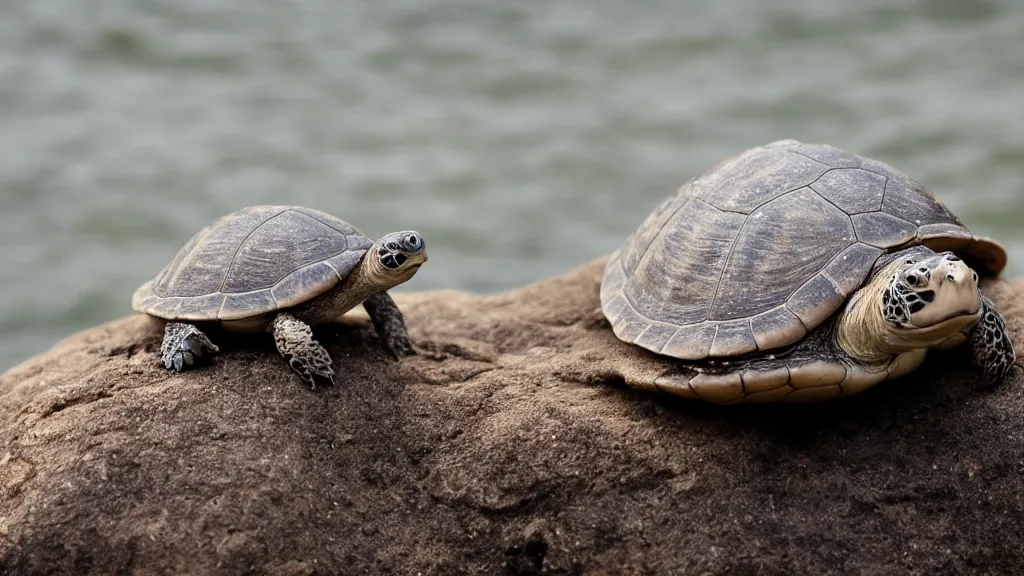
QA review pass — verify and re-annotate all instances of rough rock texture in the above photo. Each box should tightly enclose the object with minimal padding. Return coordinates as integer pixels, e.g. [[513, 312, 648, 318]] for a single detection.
[[1, 258, 1022, 575]]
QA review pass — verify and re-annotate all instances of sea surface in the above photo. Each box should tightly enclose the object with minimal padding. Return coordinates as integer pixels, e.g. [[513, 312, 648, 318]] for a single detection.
[[2, 0, 1023, 371]]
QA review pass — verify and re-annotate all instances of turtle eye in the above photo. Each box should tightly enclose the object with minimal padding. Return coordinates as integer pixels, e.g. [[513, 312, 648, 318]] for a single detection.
[[905, 274, 918, 286], [404, 233, 422, 251]]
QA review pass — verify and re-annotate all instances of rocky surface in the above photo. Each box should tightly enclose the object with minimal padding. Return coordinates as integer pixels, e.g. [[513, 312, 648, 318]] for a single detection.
[[1, 258, 1022, 575]]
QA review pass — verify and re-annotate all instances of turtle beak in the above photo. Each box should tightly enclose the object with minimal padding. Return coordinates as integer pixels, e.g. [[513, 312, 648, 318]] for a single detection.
[[408, 251, 427, 268]]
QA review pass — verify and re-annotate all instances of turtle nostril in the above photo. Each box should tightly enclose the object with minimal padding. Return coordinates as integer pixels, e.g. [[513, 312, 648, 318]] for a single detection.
[[946, 274, 956, 282], [918, 267, 928, 274]]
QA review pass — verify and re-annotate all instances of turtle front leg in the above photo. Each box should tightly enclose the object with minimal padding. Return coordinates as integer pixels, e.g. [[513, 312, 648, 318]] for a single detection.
[[269, 312, 335, 388], [161, 322, 219, 372], [968, 295, 1015, 387], [363, 292, 414, 359]]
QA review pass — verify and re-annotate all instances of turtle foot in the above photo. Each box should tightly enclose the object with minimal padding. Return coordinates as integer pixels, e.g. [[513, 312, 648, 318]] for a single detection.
[[969, 295, 1015, 387], [161, 322, 219, 372], [364, 292, 415, 359], [270, 313, 335, 388]]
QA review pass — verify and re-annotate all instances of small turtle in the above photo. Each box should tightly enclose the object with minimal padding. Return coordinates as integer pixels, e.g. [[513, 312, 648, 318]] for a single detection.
[[601, 140, 1015, 403], [132, 205, 427, 387]]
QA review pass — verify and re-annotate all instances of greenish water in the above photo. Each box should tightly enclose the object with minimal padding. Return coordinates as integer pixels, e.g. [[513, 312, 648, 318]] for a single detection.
[[2, 0, 1023, 371]]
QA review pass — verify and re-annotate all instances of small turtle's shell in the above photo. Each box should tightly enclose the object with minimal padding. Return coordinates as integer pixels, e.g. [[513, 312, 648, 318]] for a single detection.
[[133, 205, 374, 322], [601, 140, 1007, 361]]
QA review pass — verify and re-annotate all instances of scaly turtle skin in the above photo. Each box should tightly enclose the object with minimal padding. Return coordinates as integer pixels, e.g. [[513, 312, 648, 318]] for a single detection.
[[600, 140, 1015, 403], [133, 205, 428, 387]]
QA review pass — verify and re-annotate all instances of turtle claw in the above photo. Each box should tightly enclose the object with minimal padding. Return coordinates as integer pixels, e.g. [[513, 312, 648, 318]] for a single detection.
[[161, 323, 219, 373], [288, 356, 336, 389], [385, 333, 415, 360], [187, 337, 207, 357]]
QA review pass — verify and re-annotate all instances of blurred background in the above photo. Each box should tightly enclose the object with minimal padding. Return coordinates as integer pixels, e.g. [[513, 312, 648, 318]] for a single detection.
[[1, 0, 1022, 371]]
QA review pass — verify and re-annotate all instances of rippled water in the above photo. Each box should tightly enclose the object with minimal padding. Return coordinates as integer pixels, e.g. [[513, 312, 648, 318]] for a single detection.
[[2, 0, 1023, 371]]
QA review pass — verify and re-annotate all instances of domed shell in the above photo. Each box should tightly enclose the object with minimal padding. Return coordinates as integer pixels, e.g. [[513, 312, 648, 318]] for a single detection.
[[133, 205, 374, 322], [601, 140, 1007, 361]]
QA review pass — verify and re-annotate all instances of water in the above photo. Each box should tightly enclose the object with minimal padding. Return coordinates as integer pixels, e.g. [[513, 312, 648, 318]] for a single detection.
[[2, 0, 1023, 371]]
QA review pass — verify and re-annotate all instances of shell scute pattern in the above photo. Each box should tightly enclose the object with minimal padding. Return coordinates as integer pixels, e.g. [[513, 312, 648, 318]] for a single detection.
[[707, 186, 855, 322], [821, 243, 884, 297], [694, 145, 829, 214], [708, 320, 758, 357], [851, 212, 918, 248], [137, 205, 373, 322], [154, 206, 285, 298], [621, 198, 746, 327], [810, 168, 886, 214], [219, 210, 350, 293]]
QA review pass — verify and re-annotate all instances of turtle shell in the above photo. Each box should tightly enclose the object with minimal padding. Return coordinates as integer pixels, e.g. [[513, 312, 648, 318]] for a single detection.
[[132, 205, 374, 322], [600, 140, 1007, 361]]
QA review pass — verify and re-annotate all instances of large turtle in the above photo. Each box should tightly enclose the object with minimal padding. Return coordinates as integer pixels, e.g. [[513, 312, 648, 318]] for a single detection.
[[600, 140, 1015, 403], [132, 205, 427, 387]]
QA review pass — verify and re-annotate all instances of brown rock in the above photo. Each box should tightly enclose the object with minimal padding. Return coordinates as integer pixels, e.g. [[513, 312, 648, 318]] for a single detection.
[[1, 258, 1022, 574]]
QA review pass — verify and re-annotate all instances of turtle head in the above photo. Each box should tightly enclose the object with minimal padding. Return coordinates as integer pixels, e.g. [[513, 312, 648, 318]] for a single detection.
[[882, 250, 981, 329], [837, 248, 985, 366], [373, 231, 428, 284]]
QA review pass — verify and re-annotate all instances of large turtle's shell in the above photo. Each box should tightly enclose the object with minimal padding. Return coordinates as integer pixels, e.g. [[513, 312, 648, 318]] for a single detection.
[[133, 205, 374, 322], [601, 140, 1007, 360]]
